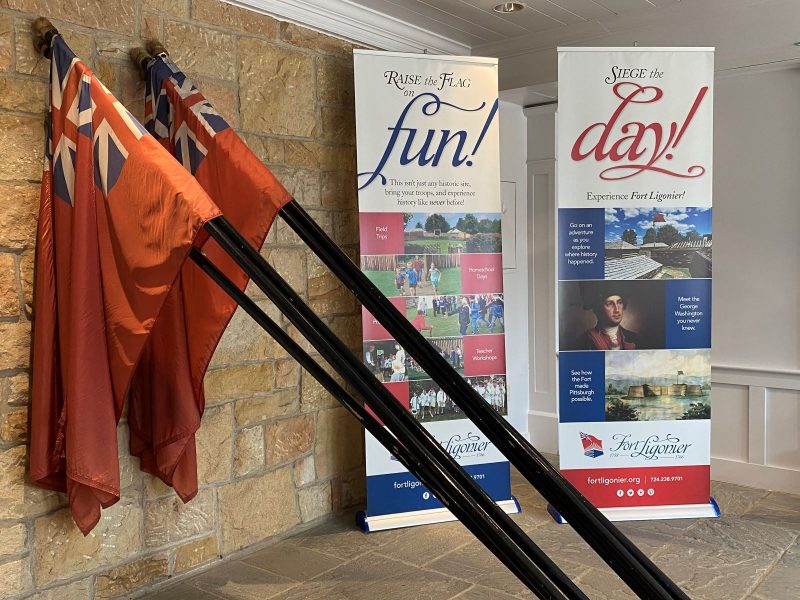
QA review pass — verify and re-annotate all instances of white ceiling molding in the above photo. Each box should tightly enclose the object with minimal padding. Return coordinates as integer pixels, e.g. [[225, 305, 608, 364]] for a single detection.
[[226, 0, 470, 55]]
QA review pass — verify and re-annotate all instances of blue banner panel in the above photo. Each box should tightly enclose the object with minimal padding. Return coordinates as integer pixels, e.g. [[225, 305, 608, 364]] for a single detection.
[[366, 461, 511, 517], [559, 351, 606, 423], [558, 208, 605, 280], [665, 279, 712, 349]]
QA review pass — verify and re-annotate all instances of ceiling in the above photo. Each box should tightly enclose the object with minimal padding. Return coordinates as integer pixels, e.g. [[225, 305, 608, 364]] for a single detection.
[[343, 0, 682, 49], [233, 0, 690, 55], [234, 0, 800, 93]]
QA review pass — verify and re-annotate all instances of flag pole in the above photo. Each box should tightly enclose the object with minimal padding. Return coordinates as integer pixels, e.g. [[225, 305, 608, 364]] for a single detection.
[[279, 200, 688, 600], [129, 38, 685, 600], [33, 24, 584, 600], [190, 246, 583, 600], [200, 217, 586, 600]]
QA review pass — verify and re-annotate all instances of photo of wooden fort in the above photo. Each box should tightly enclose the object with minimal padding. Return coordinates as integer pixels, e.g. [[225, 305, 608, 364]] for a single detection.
[[604, 208, 712, 279], [604, 349, 711, 421], [403, 212, 502, 255]]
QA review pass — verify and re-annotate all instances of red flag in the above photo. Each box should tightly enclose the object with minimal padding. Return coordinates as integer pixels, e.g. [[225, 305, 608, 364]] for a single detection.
[[126, 54, 292, 500], [653, 212, 666, 223], [29, 36, 220, 534]]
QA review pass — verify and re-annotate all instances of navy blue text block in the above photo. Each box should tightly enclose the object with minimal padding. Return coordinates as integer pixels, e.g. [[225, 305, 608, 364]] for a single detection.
[[558, 208, 604, 280], [665, 279, 712, 349], [559, 351, 606, 422]]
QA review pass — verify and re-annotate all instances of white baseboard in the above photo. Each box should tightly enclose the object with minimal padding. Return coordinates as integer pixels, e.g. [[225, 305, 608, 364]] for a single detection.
[[712, 458, 800, 495]]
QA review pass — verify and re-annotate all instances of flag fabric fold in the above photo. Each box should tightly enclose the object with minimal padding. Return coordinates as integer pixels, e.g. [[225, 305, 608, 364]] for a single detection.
[[127, 53, 292, 499], [30, 36, 221, 534]]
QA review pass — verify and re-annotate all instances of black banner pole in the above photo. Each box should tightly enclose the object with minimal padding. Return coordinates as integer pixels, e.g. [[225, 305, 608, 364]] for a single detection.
[[198, 221, 589, 600], [278, 200, 687, 600]]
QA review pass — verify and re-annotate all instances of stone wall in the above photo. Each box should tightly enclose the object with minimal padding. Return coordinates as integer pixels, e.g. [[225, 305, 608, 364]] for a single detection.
[[0, 1, 364, 598]]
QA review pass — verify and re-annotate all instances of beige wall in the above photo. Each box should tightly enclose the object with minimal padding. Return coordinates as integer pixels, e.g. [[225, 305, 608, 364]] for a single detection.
[[0, 1, 365, 598]]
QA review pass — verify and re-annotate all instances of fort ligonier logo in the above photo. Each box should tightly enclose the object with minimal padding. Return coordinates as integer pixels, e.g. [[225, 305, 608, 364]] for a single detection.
[[580, 432, 604, 458]]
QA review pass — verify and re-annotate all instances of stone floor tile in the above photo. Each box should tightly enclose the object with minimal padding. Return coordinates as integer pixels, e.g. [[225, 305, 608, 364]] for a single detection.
[[760, 491, 800, 511], [667, 515, 796, 557], [748, 537, 800, 600], [191, 560, 296, 599], [144, 583, 226, 600], [427, 540, 571, 597], [288, 515, 404, 560], [510, 485, 549, 511], [371, 520, 473, 566], [509, 507, 554, 533], [307, 551, 405, 592], [515, 522, 610, 572], [507, 491, 554, 531], [241, 543, 344, 581], [649, 518, 794, 600], [711, 481, 769, 516], [450, 583, 521, 599], [358, 567, 471, 600], [742, 491, 800, 532], [575, 568, 638, 600], [615, 518, 698, 555], [139, 477, 800, 600], [267, 581, 353, 600]]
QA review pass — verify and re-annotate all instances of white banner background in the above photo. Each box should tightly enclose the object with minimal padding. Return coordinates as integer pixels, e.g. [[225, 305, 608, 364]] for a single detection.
[[556, 48, 717, 520], [354, 50, 518, 530]]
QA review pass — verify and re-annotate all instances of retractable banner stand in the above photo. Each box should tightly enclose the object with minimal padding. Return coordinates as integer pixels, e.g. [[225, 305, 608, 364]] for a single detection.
[[555, 48, 719, 522], [353, 50, 518, 531]]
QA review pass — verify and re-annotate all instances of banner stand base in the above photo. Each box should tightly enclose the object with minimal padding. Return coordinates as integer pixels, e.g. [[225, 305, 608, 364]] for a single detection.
[[547, 497, 720, 524], [357, 497, 521, 533]]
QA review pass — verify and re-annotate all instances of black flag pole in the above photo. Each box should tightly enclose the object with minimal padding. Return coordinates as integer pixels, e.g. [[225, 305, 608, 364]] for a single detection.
[[190, 246, 583, 600], [29, 21, 585, 600], [121, 34, 684, 600], [279, 200, 689, 600], [199, 219, 587, 600]]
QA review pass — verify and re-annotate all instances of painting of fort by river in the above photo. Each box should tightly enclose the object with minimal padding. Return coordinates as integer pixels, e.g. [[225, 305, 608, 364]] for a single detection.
[[605, 350, 711, 421]]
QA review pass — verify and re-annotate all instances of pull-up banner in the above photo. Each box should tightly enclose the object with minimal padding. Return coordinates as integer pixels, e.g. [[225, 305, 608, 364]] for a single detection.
[[353, 50, 518, 531], [555, 48, 719, 521]]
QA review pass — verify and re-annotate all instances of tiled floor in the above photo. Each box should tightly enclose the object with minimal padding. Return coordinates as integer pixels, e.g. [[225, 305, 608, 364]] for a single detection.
[[143, 471, 800, 600]]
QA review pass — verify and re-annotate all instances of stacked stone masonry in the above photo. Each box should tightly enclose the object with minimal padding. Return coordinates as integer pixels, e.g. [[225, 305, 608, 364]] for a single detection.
[[0, 1, 365, 598]]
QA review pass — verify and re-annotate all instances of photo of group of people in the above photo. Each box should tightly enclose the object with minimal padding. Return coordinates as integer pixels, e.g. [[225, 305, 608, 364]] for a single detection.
[[407, 294, 505, 337], [364, 341, 408, 382], [364, 338, 465, 382], [362, 254, 462, 298], [410, 375, 508, 423], [361, 210, 508, 424]]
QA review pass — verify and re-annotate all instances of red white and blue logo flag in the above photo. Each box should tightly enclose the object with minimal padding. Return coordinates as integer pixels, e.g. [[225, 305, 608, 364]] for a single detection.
[[580, 432, 604, 458]]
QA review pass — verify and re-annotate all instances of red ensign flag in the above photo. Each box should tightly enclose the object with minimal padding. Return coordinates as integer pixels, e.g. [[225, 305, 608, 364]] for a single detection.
[[126, 53, 292, 501], [29, 36, 220, 534]]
